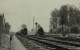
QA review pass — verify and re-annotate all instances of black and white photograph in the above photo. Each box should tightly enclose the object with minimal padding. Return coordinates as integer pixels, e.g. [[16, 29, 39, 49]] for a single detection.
[[0, 0, 80, 50]]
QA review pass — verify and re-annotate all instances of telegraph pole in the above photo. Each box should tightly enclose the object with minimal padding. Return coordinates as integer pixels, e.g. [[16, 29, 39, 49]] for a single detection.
[[33, 17, 35, 34], [33, 17, 34, 29]]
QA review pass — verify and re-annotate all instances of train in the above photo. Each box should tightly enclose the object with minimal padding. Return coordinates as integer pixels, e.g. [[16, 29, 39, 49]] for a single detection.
[[16, 27, 44, 37], [16, 28, 28, 37]]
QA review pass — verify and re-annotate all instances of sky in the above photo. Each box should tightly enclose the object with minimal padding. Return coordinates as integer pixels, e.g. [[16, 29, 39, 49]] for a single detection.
[[0, 0, 80, 32]]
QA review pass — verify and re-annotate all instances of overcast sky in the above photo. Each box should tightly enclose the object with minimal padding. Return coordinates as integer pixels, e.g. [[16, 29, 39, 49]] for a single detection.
[[0, 0, 80, 32]]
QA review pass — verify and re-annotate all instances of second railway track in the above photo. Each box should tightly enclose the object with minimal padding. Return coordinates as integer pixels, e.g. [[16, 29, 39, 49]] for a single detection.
[[26, 36, 80, 50]]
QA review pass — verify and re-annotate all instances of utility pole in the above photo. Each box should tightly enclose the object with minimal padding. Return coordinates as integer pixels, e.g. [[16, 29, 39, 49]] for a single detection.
[[33, 17, 35, 34]]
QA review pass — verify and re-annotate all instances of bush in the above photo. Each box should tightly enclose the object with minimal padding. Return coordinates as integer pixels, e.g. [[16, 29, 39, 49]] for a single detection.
[[56, 27, 62, 33], [49, 28, 53, 33], [55, 26, 69, 33], [70, 26, 79, 33]]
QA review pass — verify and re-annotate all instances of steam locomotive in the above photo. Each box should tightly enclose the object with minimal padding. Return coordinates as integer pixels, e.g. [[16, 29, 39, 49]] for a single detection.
[[16, 25, 44, 37], [16, 28, 28, 36]]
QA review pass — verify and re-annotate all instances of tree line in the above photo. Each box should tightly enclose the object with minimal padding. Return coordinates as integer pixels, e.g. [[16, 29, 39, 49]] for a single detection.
[[50, 4, 80, 37]]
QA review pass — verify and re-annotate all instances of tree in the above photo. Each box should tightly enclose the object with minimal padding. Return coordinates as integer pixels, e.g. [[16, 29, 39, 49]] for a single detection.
[[59, 5, 68, 26], [68, 6, 80, 26], [59, 5, 69, 37], [59, 5, 80, 37], [50, 4, 80, 37], [50, 9, 59, 30]]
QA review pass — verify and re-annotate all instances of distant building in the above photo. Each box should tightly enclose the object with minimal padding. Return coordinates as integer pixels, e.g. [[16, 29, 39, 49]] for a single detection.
[[0, 14, 5, 47], [5, 22, 11, 34], [0, 14, 11, 47]]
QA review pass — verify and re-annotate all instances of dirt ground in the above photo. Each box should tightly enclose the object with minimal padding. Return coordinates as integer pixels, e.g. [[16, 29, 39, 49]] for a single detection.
[[1, 34, 10, 50]]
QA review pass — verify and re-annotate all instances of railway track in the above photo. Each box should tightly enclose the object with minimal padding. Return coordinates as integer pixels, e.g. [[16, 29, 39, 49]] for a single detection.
[[16, 35, 56, 50], [52, 36, 80, 42], [32, 36, 80, 47], [27, 36, 80, 50]]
